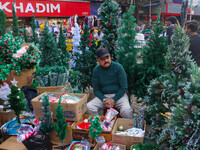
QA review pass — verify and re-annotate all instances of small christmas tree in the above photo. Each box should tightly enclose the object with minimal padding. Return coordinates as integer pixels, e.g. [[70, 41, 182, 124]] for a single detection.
[[40, 94, 53, 134], [53, 97, 68, 150], [0, 9, 7, 36], [116, 5, 138, 96], [144, 24, 193, 141], [134, 9, 168, 98], [89, 116, 103, 144], [58, 23, 70, 60], [31, 13, 39, 44], [4, 79, 29, 123], [73, 25, 97, 92], [98, 0, 120, 60], [12, 0, 19, 37]]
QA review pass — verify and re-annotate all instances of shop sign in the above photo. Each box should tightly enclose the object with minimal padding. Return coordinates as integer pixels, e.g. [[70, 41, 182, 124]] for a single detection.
[[0, 0, 90, 17]]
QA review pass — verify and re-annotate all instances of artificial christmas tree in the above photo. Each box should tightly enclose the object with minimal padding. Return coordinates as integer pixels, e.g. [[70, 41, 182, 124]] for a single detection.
[[116, 5, 138, 96], [72, 16, 81, 54], [89, 116, 103, 144], [159, 63, 200, 149], [16, 43, 40, 71], [23, 25, 28, 43], [31, 13, 39, 44], [39, 21, 60, 67], [58, 23, 70, 60], [35, 21, 69, 87], [0, 9, 7, 36], [134, 9, 168, 98], [40, 94, 53, 134], [4, 79, 29, 123], [73, 25, 97, 92], [12, 0, 19, 37], [98, 0, 120, 60], [53, 97, 68, 150], [144, 24, 193, 141]]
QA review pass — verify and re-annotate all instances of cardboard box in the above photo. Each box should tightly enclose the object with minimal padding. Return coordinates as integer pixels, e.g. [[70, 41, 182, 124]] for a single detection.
[[0, 136, 26, 150], [93, 142, 126, 150], [36, 83, 69, 94], [50, 122, 73, 145], [5, 68, 36, 89], [32, 92, 88, 121], [0, 110, 15, 125], [112, 118, 146, 149], [72, 114, 116, 143]]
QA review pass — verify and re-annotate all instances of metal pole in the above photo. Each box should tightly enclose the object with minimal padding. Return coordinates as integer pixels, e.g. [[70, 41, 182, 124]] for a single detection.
[[149, 0, 151, 25], [190, 0, 193, 20]]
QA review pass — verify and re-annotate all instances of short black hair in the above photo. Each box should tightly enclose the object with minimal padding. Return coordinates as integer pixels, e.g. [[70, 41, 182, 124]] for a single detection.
[[167, 16, 177, 24], [187, 20, 199, 32]]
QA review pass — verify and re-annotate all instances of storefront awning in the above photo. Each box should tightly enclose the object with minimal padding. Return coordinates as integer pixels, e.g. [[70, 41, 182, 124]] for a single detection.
[[0, 0, 90, 17]]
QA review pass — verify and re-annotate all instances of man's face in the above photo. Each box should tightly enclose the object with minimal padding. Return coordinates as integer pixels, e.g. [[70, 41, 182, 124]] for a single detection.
[[167, 21, 172, 26], [186, 27, 191, 34], [97, 56, 111, 68]]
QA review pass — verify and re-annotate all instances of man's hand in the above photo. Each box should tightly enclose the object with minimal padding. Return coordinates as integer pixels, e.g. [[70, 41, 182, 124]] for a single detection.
[[104, 98, 115, 108]]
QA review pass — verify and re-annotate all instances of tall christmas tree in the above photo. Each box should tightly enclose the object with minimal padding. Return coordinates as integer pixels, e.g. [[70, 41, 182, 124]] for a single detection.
[[89, 116, 103, 144], [53, 97, 68, 150], [144, 24, 193, 141], [98, 0, 120, 60], [40, 94, 53, 134], [31, 13, 39, 44], [159, 63, 200, 149], [0, 9, 7, 36], [134, 9, 168, 98], [23, 25, 28, 43], [72, 16, 81, 54], [12, 0, 19, 37], [116, 5, 138, 96], [73, 25, 97, 92], [4, 79, 28, 123]]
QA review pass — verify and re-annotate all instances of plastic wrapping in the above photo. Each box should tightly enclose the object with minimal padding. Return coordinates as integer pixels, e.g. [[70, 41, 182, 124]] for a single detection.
[[42, 75, 49, 86], [57, 73, 66, 86], [49, 72, 58, 86], [36, 76, 45, 87], [102, 108, 118, 131], [22, 130, 52, 150]]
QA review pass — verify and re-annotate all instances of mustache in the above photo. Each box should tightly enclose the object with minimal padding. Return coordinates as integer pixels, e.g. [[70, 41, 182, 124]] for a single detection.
[[104, 62, 110, 65]]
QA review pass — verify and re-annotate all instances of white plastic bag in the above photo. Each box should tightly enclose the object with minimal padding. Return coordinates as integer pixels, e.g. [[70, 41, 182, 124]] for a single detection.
[[0, 83, 11, 100]]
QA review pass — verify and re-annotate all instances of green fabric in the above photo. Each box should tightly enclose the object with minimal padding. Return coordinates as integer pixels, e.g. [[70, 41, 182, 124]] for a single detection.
[[92, 61, 127, 101]]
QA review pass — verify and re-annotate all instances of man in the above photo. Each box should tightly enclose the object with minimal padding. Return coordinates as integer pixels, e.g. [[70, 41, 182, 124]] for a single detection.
[[186, 20, 200, 66], [166, 16, 177, 45], [87, 48, 133, 119]]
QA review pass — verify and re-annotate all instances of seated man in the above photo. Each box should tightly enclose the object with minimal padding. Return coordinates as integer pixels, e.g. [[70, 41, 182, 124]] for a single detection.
[[87, 48, 133, 119]]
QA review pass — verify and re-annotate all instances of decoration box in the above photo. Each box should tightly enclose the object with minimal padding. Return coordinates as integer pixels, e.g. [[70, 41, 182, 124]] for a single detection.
[[72, 114, 117, 143], [93, 142, 126, 150], [32, 92, 88, 121], [112, 118, 146, 149]]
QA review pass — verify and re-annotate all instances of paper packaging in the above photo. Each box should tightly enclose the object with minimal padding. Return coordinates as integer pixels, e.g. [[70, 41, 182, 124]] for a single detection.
[[50, 121, 74, 145], [0, 110, 15, 125], [5, 68, 36, 89], [32, 92, 88, 121], [93, 142, 126, 150], [71, 114, 116, 143], [112, 118, 146, 149], [0, 136, 26, 150]]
